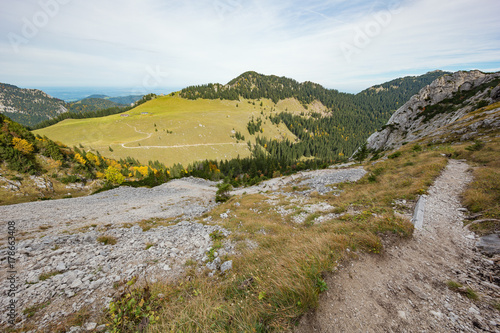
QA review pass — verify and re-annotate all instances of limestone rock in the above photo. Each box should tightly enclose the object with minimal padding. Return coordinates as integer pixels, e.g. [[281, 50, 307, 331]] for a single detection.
[[366, 70, 500, 152]]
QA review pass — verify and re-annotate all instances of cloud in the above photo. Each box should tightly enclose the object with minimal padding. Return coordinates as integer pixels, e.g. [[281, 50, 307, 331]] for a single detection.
[[0, 0, 499, 92]]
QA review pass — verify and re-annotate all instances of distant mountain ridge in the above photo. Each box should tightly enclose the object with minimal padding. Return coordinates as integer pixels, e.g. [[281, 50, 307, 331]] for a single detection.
[[181, 70, 449, 107], [0, 83, 68, 126], [1, 71, 448, 128], [0, 83, 143, 127]]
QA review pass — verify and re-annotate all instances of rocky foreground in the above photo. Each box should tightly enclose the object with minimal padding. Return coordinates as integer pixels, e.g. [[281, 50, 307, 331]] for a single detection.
[[1, 167, 366, 331]]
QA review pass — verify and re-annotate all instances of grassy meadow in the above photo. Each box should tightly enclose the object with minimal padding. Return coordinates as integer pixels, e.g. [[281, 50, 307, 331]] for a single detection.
[[34, 95, 307, 166]]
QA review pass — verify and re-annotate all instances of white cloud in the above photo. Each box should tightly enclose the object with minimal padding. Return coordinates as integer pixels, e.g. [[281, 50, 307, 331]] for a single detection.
[[0, 0, 499, 92]]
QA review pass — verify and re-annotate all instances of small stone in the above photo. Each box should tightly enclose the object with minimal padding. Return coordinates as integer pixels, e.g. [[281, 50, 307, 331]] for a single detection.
[[468, 306, 480, 315], [397, 311, 407, 320], [96, 324, 106, 331], [206, 261, 217, 271], [430, 310, 443, 319], [220, 213, 228, 219], [85, 322, 97, 331], [56, 262, 66, 271], [26, 272, 39, 284], [220, 260, 233, 273], [70, 279, 83, 289], [213, 257, 221, 269]]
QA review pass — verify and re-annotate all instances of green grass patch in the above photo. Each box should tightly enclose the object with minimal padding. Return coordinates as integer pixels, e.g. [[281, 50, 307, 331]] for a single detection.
[[23, 301, 51, 318], [97, 235, 117, 245], [34, 95, 297, 167], [39, 271, 62, 281]]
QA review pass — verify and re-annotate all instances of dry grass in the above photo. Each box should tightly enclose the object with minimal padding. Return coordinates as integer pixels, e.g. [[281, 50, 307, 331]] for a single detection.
[[97, 235, 117, 245], [134, 144, 451, 332], [137, 217, 177, 231], [452, 135, 500, 235]]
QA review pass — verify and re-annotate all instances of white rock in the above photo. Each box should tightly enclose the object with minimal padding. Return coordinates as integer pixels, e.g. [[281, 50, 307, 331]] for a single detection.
[[468, 306, 480, 315], [430, 310, 443, 319], [220, 260, 233, 273], [70, 279, 83, 289], [397, 310, 407, 320], [85, 322, 97, 331], [56, 262, 66, 271]]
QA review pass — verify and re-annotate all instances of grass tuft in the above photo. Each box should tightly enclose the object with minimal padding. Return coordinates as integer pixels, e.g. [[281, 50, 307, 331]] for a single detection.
[[97, 235, 117, 245], [39, 270, 62, 281]]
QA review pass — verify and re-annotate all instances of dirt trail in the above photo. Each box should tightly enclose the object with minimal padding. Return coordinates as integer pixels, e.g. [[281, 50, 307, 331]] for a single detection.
[[295, 160, 500, 332], [120, 124, 246, 149]]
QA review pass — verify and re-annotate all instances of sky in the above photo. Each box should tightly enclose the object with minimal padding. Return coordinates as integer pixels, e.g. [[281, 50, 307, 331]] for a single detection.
[[1, 0, 499, 95]]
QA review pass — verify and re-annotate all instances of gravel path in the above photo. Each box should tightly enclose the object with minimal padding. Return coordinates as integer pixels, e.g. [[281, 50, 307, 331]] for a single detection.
[[295, 160, 500, 332]]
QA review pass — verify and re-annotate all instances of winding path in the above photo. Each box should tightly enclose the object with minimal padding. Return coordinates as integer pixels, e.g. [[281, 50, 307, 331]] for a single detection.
[[295, 160, 500, 332], [119, 124, 247, 149]]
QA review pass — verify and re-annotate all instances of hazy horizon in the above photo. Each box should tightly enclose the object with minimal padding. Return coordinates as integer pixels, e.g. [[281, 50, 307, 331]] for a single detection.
[[1, 0, 499, 93]]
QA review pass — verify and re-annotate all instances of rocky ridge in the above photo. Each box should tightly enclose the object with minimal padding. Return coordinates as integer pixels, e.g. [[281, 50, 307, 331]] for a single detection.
[[366, 70, 500, 151]]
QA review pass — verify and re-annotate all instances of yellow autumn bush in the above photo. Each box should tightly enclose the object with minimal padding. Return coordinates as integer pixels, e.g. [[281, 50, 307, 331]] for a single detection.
[[74, 153, 86, 165], [12, 137, 34, 155]]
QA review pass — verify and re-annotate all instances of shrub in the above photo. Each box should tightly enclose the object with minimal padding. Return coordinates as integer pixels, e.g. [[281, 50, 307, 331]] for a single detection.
[[107, 278, 160, 333], [465, 140, 484, 151], [215, 183, 233, 203], [12, 137, 34, 155], [388, 151, 402, 159], [105, 166, 125, 185], [412, 144, 422, 152], [60, 175, 81, 184]]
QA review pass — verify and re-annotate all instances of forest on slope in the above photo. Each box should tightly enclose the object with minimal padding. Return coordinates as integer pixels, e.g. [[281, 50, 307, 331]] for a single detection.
[[181, 70, 449, 162]]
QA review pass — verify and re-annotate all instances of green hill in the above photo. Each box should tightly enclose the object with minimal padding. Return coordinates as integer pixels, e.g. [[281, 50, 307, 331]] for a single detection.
[[0, 83, 144, 127], [34, 71, 449, 169], [34, 94, 298, 167], [66, 97, 126, 113]]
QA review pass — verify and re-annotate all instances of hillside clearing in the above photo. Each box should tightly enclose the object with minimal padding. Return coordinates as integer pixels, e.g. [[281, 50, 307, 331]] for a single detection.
[[34, 95, 300, 166]]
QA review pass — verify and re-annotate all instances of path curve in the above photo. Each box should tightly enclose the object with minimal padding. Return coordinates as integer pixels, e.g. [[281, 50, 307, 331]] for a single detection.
[[295, 159, 500, 332], [119, 124, 247, 149]]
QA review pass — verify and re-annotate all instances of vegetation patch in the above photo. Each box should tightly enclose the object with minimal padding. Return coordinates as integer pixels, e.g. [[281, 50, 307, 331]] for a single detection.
[[97, 235, 117, 245], [23, 301, 51, 318], [452, 136, 500, 234], [38, 270, 62, 281], [446, 280, 479, 300], [106, 277, 162, 333]]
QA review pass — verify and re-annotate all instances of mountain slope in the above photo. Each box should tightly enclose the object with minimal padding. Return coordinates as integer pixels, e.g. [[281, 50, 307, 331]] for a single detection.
[[365, 70, 500, 151], [0, 83, 143, 127], [0, 83, 68, 126], [35, 71, 449, 167], [0, 114, 173, 205], [34, 94, 298, 166], [181, 70, 448, 116]]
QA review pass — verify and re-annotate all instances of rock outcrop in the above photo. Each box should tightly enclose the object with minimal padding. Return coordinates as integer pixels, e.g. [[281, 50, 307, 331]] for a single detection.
[[366, 70, 500, 151]]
